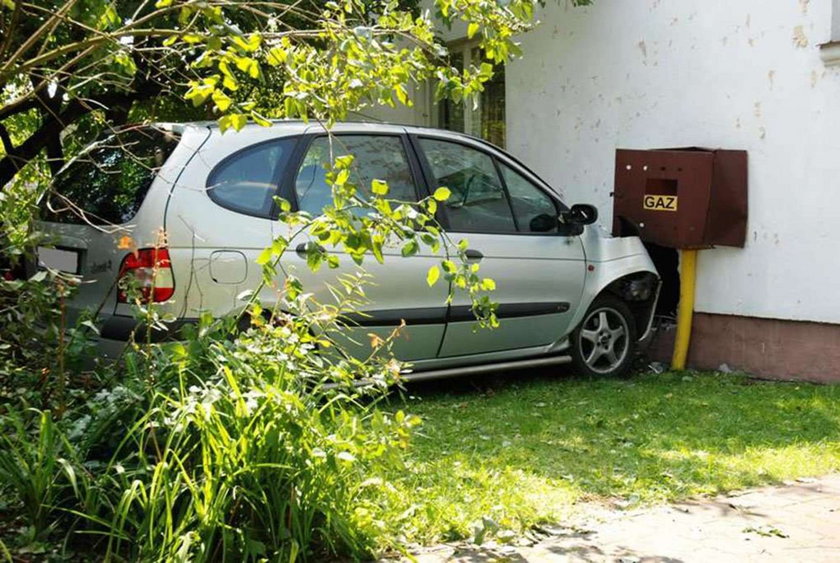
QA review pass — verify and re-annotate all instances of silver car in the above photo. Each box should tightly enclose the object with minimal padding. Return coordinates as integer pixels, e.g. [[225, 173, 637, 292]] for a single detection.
[[36, 121, 659, 379]]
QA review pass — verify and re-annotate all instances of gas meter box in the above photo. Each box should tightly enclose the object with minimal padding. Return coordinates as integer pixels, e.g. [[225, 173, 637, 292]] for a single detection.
[[612, 148, 748, 249]]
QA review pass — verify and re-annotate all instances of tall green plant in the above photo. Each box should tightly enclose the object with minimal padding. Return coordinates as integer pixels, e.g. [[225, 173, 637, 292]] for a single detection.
[[75, 275, 418, 561], [0, 409, 85, 538]]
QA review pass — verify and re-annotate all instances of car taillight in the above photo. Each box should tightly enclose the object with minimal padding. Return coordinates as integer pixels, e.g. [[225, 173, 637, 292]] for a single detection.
[[117, 247, 175, 303]]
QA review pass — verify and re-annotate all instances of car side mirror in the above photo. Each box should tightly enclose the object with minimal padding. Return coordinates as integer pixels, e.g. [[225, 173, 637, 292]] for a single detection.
[[561, 203, 599, 226]]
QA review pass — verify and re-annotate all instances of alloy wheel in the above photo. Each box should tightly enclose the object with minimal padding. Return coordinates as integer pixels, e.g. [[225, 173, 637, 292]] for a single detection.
[[578, 306, 630, 375]]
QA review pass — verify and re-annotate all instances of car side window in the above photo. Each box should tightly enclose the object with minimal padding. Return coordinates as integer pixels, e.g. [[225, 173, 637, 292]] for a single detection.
[[418, 138, 516, 233], [500, 162, 558, 232], [207, 139, 296, 217], [294, 135, 417, 216]]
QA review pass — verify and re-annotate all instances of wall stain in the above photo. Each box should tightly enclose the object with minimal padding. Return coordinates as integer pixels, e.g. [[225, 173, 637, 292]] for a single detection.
[[792, 25, 809, 48]]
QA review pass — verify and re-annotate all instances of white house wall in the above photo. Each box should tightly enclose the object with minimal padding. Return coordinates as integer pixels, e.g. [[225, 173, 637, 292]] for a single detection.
[[393, 0, 840, 325], [508, 0, 840, 325]]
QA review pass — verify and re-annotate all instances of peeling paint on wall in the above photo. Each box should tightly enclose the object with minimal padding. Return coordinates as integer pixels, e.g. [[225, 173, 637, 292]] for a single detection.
[[767, 70, 775, 89], [792, 25, 809, 48]]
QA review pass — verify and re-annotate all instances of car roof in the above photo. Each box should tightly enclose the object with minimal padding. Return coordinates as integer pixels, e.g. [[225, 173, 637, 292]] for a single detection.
[[153, 119, 492, 145]]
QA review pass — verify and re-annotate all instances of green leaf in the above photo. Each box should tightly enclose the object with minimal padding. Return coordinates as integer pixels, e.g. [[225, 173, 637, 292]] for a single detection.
[[97, 4, 119, 29], [426, 265, 440, 286], [334, 168, 350, 187], [467, 22, 480, 39], [433, 187, 451, 201], [266, 46, 288, 66], [401, 240, 419, 257], [256, 247, 273, 265], [371, 179, 389, 196], [185, 83, 214, 107], [155, 0, 173, 7], [219, 113, 248, 132], [251, 111, 271, 127], [212, 89, 232, 112], [394, 84, 409, 106], [334, 154, 354, 168], [232, 33, 261, 52], [372, 239, 385, 263], [306, 245, 323, 271]]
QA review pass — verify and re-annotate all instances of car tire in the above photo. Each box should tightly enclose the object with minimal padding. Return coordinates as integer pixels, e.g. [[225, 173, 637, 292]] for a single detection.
[[570, 294, 637, 378]]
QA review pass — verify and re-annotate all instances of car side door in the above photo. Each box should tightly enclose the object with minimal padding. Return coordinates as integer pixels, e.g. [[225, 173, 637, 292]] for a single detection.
[[413, 135, 587, 357], [277, 131, 449, 362]]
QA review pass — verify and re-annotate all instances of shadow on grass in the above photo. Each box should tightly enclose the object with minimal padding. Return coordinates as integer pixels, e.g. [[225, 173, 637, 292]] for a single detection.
[[386, 367, 840, 541]]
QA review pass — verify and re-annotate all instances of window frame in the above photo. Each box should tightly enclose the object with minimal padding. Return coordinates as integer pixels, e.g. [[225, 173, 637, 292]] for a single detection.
[[410, 133, 572, 237], [286, 132, 425, 214], [436, 41, 506, 149], [205, 136, 302, 219]]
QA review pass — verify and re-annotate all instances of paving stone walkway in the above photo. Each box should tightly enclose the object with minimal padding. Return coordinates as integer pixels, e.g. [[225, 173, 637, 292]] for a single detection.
[[409, 475, 840, 562]]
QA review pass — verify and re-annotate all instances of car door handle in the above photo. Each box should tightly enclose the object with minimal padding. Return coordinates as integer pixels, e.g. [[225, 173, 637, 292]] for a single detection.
[[464, 249, 483, 262], [295, 242, 323, 258]]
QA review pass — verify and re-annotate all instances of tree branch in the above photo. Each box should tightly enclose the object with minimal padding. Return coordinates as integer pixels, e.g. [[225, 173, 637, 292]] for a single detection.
[[0, 124, 14, 155], [0, 85, 161, 188]]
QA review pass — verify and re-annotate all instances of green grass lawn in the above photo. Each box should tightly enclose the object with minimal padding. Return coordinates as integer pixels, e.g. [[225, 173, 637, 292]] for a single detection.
[[387, 370, 840, 544]]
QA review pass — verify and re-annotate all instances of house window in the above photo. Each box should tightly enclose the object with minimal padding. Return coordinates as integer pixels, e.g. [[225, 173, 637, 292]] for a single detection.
[[438, 45, 506, 148], [820, 0, 840, 65]]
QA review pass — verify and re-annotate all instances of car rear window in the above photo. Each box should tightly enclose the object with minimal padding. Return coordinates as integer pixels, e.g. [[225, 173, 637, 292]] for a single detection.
[[42, 127, 180, 225]]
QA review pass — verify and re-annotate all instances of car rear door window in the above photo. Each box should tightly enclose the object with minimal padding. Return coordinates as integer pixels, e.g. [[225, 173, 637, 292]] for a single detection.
[[418, 138, 516, 233], [43, 127, 180, 225], [207, 139, 296, 217], [294, 135, 417, 215], [500, 162, 558, 232]]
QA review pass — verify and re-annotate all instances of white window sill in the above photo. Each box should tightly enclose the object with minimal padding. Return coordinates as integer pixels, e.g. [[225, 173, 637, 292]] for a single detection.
[[820, 41, 840, 66]]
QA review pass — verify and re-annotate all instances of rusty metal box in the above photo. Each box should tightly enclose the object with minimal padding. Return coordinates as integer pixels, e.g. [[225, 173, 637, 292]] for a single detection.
[[612, 148, 748, 249]]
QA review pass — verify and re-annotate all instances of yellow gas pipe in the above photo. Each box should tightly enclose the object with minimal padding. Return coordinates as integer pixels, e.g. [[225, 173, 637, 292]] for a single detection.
[[671, 249, 698, 370]]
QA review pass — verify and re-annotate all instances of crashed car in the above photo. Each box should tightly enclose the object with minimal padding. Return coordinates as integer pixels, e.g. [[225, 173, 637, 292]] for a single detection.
[[35, 121, 659, 378]]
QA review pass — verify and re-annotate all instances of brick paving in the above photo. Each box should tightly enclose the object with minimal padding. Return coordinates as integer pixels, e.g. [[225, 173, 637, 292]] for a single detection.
[[408, 475, 840, 562]]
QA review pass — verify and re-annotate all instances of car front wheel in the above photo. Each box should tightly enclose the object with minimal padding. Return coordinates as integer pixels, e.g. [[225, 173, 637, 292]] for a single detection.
[[570, 295, 637, 378]]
